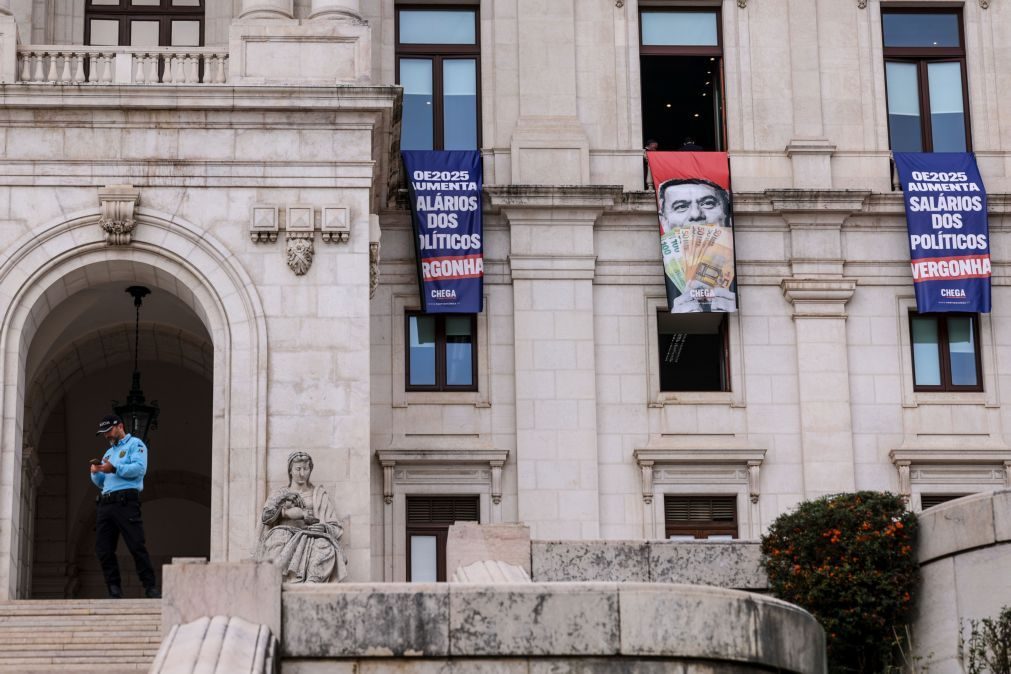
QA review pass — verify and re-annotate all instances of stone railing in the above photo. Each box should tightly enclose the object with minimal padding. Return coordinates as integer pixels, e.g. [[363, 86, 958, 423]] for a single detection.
[[16, 46, 228, 85]]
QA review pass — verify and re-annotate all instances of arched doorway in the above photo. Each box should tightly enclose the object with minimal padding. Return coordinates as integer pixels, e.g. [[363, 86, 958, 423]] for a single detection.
[[23, 284, 213, 598], [0, 210, 267, 599]]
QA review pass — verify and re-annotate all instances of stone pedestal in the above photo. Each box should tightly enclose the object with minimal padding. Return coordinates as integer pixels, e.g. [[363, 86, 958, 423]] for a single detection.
[[446, 522, 531, 578], [161, 559, 282, 638], [228, 17, 371, 84]]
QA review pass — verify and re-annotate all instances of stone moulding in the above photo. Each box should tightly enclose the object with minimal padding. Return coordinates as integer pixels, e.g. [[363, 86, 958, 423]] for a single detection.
[[98, 185, 141, 245], [376, 449, 508, 506]]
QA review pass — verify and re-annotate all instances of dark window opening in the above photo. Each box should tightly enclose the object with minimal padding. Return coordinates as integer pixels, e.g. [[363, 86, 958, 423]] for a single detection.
[[910, 312, 982, 392], [882, 10, 969, 153], [406, 495, 480, 582], [640, 55, 724, 152], [664, 495, 737, 540], [657, 311, 729, 392]]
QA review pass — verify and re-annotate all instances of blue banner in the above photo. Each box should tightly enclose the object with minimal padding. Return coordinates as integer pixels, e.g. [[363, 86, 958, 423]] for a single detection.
[[402, 151, 484, 313], [894, 152, 991, 313]]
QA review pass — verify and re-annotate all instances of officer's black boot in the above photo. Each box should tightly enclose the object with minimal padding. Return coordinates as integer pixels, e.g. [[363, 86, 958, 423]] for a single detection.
[[144, 586, 161, 599], [107, 584, 123, 599]]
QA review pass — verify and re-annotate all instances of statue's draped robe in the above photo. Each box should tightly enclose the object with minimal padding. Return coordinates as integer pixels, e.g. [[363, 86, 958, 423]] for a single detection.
[[256, 485, 348, 583]]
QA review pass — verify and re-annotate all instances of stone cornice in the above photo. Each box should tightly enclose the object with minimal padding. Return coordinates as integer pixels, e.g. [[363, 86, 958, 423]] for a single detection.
[[0, 84, 402, 111], [766, 189, 871, 214], [485, 185, 623, 212]]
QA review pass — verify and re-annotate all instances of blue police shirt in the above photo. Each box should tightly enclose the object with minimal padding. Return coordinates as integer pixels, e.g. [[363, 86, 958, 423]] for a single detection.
[[90, 434, 148, 494]]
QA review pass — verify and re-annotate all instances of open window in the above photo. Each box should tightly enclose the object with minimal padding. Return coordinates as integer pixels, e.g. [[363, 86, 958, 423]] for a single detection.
[[656, 311, 729, 392], [639, 9, 725, 152]]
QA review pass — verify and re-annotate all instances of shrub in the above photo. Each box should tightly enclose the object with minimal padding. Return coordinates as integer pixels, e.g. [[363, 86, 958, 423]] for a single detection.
[[760, 491, 919, 673], [962, 605, 1011, 674]]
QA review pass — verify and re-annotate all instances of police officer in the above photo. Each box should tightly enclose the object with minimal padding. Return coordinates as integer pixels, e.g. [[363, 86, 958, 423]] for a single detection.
[[90, 414, 161, 599]]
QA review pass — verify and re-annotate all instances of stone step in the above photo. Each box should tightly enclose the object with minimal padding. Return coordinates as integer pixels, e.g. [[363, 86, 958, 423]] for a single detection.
[[0, 639, 161, 649], [0, 667, 149, 673], [0, 628, 160, 638]]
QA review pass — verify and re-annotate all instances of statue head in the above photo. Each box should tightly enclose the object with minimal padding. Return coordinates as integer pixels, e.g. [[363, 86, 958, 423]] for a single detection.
[[287, 451, 314, 489]]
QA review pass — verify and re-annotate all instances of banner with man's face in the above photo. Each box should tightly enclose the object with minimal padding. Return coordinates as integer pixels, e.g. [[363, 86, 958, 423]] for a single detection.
[[646, 152, 737, 313]]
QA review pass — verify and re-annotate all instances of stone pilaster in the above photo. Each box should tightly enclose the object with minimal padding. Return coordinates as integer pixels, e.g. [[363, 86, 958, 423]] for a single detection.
[[239, 0, 293, 20], [785, 0, 833, 188], [489, 186, 619, 540], [774, 190, 867, 497]]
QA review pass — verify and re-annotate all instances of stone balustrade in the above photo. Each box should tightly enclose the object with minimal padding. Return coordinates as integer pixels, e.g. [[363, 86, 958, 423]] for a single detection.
[[16, 47, 228, 85]]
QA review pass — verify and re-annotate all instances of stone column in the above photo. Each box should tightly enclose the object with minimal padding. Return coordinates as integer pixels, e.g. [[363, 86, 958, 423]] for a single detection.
[[239, 0, 293, 20], [309, 0, 360, 20], [490, 186, 619, 540]]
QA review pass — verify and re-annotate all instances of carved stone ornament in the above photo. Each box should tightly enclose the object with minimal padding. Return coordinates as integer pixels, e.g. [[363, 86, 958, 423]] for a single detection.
[[286, 234, 314, 276], [979, 0, 989, 8], [369, 241, 380, 299], [857, 0, 867, 7], [738, 0, 747, 7], [98, 185, 141, 245]]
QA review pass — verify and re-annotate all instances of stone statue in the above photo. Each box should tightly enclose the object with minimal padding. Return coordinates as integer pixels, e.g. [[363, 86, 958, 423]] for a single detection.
[[255, 451, 348, 583]]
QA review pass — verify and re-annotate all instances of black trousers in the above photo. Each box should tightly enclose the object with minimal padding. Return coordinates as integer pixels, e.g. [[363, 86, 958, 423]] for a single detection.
[[95, 490, 156, 590]]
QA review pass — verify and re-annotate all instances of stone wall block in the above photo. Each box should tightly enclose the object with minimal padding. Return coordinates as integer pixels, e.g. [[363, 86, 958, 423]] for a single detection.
[[448, 584, 619, 656], [447, 523, 531, 578], [992, 489, 1011, 542], [161, 559, 282, 638], [531, 541, 648, 583], [648, 542, 768, 590], [917, 492, 996, 564], [618, 585, 825, 673], [283, 584, 450, 657]]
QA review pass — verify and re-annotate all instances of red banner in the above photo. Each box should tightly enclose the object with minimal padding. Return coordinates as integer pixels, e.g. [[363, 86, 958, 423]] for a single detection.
[[646, 151, 737, 313]]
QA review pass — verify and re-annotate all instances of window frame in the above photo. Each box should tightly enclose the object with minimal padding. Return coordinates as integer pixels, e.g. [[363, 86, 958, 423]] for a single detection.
[[404, 311, 478, 392], [395, 4, 482, 151], [637, 7, 727, 153], [881, 8, 971, 153], [405, 494, 480, 582], [663, 494, 738, 540], [909, 312, 983, 393], [84, 0, 205, 47]]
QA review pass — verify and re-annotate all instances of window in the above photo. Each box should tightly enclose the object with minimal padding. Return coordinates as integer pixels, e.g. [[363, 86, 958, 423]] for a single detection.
[[396, 7, 480, 151], [910, 313, 982, 392], [919, 493, 970, 510], [882, 10, 969, 152], [639, 10, 725, 152], [657, 311, 729, 392], [406, 495, 479, 581], [86, 0, 203, 47], [664, 495, 737, 540], [406, 312, 477, 391]]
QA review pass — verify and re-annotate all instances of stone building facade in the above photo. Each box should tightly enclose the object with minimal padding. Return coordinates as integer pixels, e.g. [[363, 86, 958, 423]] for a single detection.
[[0, 0, 1008, 600]]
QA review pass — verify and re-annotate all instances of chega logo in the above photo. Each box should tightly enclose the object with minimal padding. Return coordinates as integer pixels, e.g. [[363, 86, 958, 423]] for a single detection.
[[941, 289, 967, 298]]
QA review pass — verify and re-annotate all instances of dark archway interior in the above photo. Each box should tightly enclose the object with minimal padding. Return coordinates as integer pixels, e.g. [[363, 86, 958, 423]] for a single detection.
[[25, 285, 213, 599]]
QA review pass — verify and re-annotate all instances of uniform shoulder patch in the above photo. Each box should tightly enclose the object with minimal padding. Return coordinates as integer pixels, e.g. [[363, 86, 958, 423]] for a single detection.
[[119, 450, 126, 458]]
